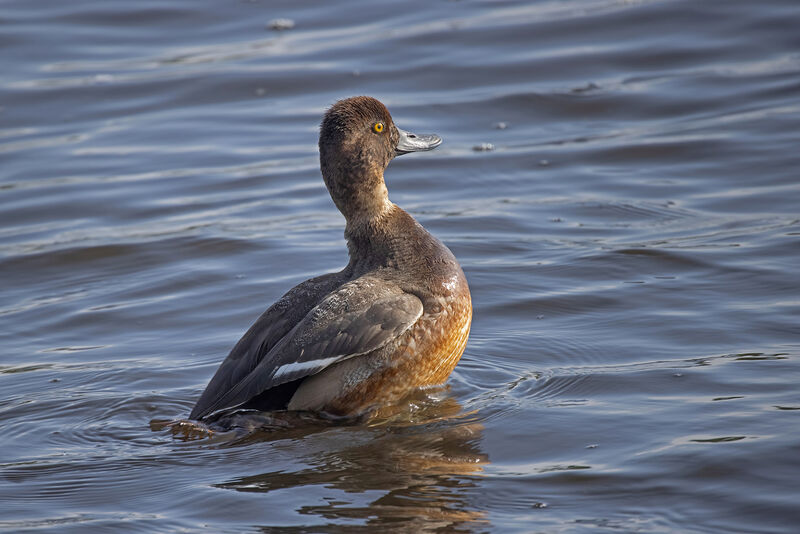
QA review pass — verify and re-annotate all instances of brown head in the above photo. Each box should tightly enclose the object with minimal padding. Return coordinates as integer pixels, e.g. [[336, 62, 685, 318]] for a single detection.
[[319, 96, 441, 221]]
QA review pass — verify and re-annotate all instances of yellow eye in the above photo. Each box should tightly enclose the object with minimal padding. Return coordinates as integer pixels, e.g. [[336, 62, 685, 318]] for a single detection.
[[372, 122, 384, 133]]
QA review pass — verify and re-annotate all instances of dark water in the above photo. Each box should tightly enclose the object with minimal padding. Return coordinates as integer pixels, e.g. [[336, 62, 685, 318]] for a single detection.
[[2, 0, 800, 531]]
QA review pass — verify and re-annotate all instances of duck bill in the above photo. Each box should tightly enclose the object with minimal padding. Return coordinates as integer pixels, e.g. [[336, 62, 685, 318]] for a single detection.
[[395, 128, 442, 156]]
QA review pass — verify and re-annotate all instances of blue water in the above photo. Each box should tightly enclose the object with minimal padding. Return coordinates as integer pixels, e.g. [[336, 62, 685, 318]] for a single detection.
[[2, 0, 799, 531]]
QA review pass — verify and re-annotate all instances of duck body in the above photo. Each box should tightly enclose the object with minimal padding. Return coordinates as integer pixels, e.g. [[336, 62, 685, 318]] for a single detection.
[[190, 97, 471, 421]]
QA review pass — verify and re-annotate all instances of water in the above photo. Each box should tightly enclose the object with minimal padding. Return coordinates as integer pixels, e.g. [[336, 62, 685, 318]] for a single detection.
[[2, 0, 799, 531]]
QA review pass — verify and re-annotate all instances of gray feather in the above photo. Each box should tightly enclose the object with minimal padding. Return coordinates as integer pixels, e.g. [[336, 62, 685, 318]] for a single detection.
[[192, 276, 422, 419]]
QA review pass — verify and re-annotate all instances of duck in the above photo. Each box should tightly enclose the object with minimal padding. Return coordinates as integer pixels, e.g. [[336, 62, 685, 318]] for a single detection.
[[190, 96, 471, 421]]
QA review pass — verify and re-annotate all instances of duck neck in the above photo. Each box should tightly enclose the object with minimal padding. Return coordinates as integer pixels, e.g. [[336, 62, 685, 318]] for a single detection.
[[343, 201, 403, 270], [344, 198, 395, 233], [340, 183, 392, 226], [321, 152, 392, 221]]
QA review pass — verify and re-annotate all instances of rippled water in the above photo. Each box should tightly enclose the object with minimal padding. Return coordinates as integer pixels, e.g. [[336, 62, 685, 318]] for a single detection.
[[2, 0, 800, 532]]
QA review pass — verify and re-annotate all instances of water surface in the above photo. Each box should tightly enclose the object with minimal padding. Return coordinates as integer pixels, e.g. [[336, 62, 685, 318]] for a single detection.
[[2, 0, 799, 532]]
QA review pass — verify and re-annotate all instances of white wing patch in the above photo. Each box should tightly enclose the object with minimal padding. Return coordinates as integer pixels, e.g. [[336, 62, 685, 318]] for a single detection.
[[273, 355, 341, 380]]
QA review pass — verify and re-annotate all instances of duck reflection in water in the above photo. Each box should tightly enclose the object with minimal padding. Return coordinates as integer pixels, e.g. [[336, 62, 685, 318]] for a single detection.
[[216, 393, 488, 530]]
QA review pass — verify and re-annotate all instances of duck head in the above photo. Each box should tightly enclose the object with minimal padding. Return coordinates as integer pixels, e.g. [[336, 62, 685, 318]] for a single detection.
[[319, 96, 441, 220]]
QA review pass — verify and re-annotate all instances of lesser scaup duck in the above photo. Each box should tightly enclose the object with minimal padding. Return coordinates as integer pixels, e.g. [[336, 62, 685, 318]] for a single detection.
[[190, 96, 471, 420]]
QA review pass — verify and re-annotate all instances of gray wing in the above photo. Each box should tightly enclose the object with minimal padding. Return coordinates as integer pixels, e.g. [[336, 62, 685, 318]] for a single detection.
[[190, 273, 341, 420], [192, 278, 423, 419]]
